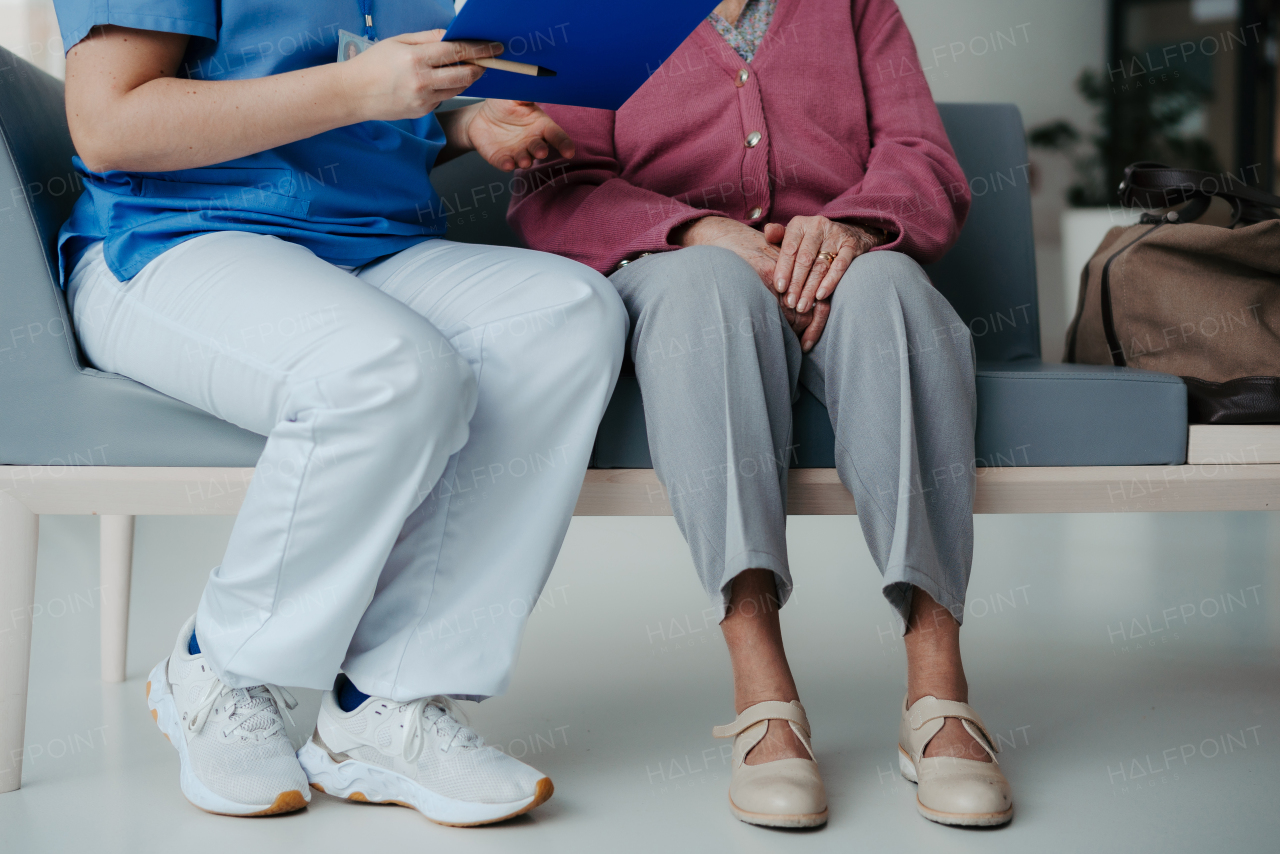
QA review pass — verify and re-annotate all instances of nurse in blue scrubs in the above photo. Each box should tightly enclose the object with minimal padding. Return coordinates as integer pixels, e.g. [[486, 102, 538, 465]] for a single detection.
[[52, 0, 628, 824]]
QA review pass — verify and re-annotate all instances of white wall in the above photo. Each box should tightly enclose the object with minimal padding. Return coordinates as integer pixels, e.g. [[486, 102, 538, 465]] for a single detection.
[[895, 0, 1109, 359], [0, 0, 63, 77], [896, 1, 1106, 126]]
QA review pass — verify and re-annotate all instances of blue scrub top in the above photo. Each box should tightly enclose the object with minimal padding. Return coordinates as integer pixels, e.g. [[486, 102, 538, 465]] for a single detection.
[[53, 0, 460, 283]]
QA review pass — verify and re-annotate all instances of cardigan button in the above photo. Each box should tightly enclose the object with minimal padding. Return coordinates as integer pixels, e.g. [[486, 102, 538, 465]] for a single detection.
[[748, 206, 763, 219], [745, 131, 762, 148], [735, 68, 749, 86], [617, 252, 653, 269]]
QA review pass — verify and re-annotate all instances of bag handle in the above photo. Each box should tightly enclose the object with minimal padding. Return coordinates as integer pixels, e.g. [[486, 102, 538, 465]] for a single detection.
[[1119, 162, 1280, 226]]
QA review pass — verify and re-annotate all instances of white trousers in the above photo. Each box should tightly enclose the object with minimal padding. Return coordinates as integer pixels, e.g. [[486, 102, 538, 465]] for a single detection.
[[68, 232, 627, 700]]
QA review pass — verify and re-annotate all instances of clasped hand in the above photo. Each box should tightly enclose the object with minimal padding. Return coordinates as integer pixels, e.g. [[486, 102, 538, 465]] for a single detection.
[[675, 216, 882, 352]]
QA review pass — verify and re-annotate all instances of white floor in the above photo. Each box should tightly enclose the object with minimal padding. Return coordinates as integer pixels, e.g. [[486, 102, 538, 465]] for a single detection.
[[4, 510, 1279, 853]]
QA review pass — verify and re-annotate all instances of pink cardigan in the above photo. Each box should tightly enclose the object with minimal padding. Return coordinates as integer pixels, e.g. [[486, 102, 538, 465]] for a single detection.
[[507, 0, 970, 274]]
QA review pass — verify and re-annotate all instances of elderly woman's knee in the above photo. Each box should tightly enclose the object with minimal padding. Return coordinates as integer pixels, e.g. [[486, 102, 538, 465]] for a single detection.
[[848, 250, 928, 290], [825, 251, 971, 353], [632, 246, 774, 315], [831, 251, 937, 318]]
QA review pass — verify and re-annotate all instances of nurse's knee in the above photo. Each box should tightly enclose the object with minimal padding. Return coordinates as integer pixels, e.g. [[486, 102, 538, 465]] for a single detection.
[[519, 258, 628, 367], [316, 324, 477, 440], [563, 267, 630, 364], [406, 336, 479, 424]]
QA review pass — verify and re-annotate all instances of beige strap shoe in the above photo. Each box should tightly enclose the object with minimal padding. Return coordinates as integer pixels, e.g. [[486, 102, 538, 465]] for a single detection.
[[712, 700, 828, 828], [898, 695, 1014, 827]]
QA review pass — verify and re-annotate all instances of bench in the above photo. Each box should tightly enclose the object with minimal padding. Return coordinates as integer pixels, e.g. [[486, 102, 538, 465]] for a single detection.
[[1, 46, 1276, 794]]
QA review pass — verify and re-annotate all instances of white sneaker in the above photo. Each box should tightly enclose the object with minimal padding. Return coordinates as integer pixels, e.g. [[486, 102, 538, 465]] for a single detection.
[[145, 615, 310, 816], [298, 684, 553, 826]]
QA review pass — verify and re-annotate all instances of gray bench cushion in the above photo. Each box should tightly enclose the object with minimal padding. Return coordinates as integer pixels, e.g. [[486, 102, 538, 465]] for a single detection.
[[592, 362, 1188, 470], [972, 362, 1186, 467]]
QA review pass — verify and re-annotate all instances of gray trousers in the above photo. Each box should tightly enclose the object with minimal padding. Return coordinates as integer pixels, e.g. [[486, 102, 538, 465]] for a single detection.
[[611, 246, 977, 630]]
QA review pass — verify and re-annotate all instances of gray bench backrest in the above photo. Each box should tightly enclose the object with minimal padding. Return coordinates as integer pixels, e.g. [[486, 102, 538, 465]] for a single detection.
[[0, 48, 80, 393], [927, 103, 1040, 363], [0, 46, 268, 466]]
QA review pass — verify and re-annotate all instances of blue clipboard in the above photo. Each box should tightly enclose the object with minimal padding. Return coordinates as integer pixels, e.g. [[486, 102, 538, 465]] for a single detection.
[[444, 0, 721, 110]]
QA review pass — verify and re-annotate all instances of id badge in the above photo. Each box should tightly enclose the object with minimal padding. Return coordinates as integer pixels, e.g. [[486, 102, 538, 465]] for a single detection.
[[338, 29, 374, 62]]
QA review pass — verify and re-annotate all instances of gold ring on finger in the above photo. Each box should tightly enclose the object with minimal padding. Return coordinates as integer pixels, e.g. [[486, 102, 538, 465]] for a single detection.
[[816, 252, 836, 264]]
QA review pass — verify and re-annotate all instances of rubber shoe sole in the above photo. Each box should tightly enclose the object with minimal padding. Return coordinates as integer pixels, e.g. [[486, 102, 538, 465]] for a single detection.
[[728, 794, 828, 829], [145, 657, 309, 817], [297, 738, 552, 827], [898, 746, 1013, 827]]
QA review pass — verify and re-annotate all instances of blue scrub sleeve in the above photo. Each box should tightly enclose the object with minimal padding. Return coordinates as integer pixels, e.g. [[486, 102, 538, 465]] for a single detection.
[[54, 0, 219, 53]]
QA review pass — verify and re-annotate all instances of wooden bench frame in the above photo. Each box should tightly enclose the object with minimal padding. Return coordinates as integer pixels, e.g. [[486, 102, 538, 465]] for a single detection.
[[1, 423, 1277, 792]]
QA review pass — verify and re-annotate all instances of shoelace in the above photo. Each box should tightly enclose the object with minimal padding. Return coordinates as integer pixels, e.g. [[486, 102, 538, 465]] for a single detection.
[[401, 695, 482, 763], [189, 678, 298, 740]]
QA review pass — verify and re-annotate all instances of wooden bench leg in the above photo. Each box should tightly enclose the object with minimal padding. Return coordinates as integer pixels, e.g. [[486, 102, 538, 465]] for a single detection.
[[99, 515, 135, 684], [0, 491, 38, 793]]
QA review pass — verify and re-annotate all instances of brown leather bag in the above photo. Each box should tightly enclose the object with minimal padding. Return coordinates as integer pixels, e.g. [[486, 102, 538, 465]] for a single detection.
[[1065, 163, 1280, 424]]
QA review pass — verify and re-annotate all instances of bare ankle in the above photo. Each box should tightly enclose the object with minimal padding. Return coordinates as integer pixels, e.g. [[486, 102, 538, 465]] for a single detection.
[[903, 587, 968, 706], [722, 569, 800, 714], [722, 569, 784, 626]]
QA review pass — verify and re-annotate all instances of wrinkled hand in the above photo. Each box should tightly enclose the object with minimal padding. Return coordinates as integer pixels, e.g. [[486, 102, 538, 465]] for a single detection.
[[459, 99, 575, 171], [671, 216, 832, 353], [671, 216, 780, 286], [773, 295, 834, 353], [765, 217, 882, 314], [778, 297, 832, 354]]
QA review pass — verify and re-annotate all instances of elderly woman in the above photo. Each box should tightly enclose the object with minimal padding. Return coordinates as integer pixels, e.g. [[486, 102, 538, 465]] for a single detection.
[[509, 0, 1013, 830]]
